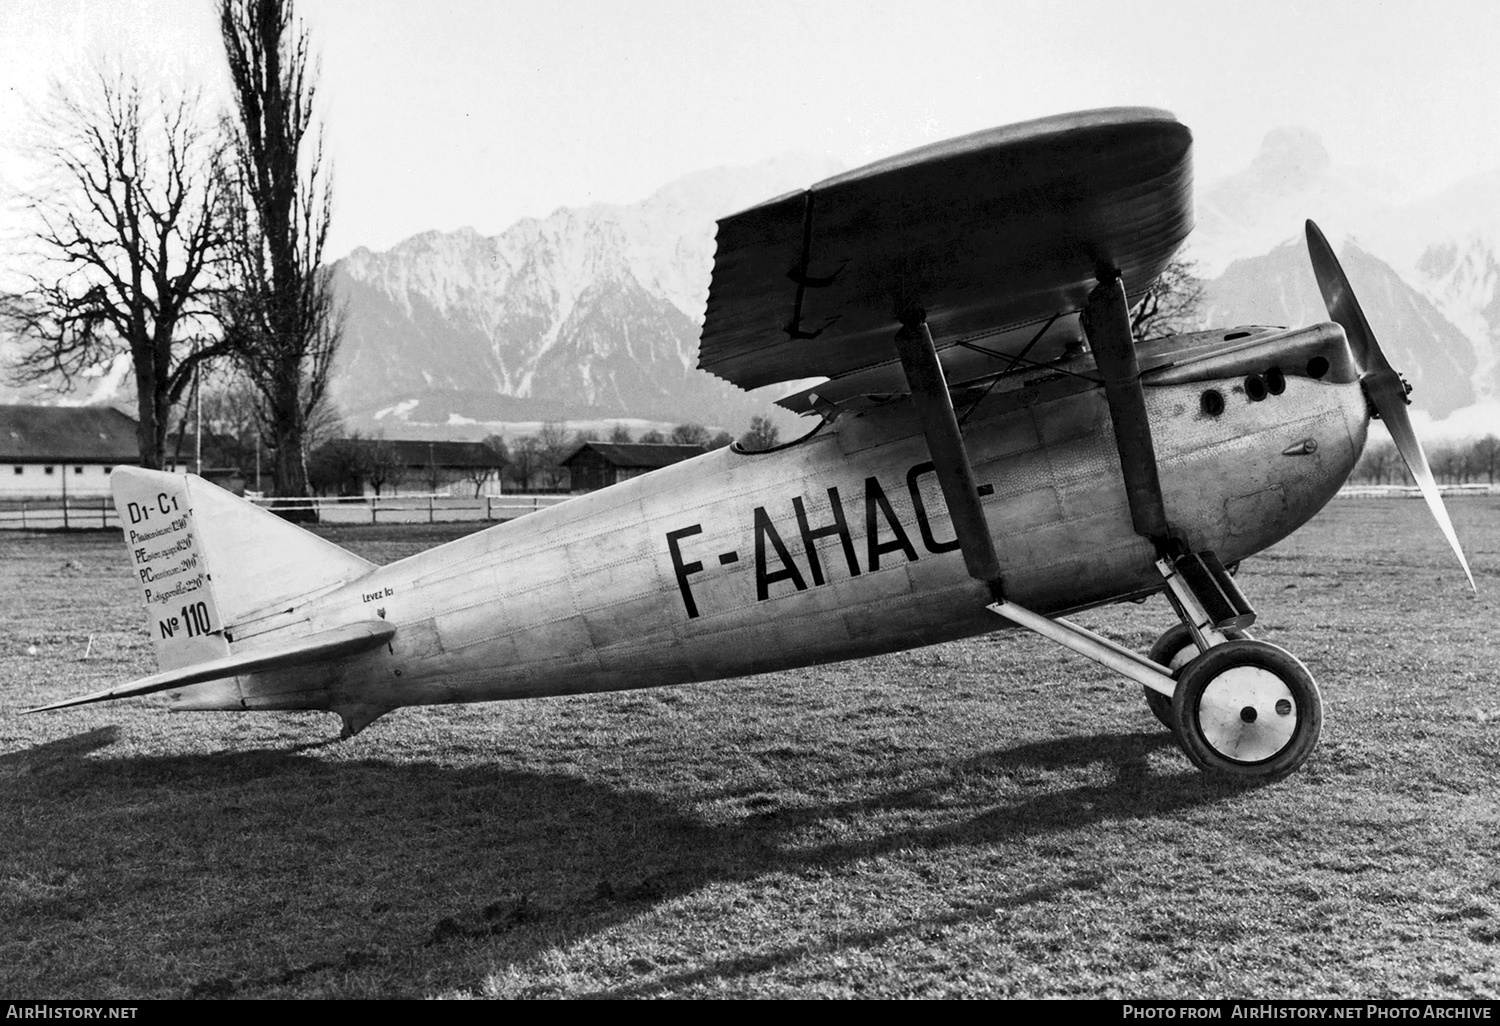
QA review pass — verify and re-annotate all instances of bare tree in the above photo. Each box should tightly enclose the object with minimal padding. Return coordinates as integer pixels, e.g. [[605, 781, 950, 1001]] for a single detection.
[[536, 421, 573, 488], [199, 367, 261, 465], [466, 434, 510, 497], [306, 392, 349, 449], [670, 423, 711, 447], [457, 436, 509, 498], [419, 443, 449, 494], [1434, 443, 1471, 485], [507, 436, 543, 492], [1131, 256, 1205, 341], [364, 434, 403, 496], [1353, 438, 1406, 485], [1470, 435, 1500, 484], [218, 0, 339, 516], [608, 424, 633, 443], [307, 432, 367, 496], [1, 68, 230, 469], [739, 415, 781, 452]]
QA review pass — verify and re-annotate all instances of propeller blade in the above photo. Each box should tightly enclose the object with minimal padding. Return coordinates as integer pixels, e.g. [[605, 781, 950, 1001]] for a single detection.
[[1306, 221, 1384, 373], [1305, 220, 1476, 592]]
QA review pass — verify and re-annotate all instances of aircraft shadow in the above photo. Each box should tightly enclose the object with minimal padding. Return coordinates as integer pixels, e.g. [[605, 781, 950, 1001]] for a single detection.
[[1, 724, 1241, 997], [0, 725, 120, 766]]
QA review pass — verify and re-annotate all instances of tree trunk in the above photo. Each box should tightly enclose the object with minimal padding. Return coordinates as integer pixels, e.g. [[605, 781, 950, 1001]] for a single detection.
[[268, 373, 315, 521], [132, 345, 169, 470]]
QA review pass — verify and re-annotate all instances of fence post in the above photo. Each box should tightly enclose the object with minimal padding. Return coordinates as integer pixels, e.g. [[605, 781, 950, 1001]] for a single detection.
[[102, 496, 108, 529], [428, 494, 434, 524], [371, 496, 377, 525], [62, 496, 69, 531]]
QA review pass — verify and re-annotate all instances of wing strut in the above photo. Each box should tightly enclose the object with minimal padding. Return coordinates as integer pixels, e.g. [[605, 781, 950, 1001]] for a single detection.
[[1084, 277, 1172, 545], [1085, 275, 1259, 632], [892, 313, 1004, 597]]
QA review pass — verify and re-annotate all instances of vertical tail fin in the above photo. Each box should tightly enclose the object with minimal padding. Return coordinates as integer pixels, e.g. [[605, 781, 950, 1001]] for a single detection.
[[113, 467, 375, 672]]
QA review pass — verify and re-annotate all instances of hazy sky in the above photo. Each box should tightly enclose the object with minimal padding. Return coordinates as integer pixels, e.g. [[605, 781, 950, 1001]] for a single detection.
[[2, 0, 1498, 260]]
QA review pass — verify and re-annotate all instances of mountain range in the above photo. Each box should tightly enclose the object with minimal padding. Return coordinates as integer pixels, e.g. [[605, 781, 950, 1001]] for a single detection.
[[329, 155, 842, 438], [1190, 127, 1499, 421], [330, 125, 1499, 439], [7, 125, 1498, 441]]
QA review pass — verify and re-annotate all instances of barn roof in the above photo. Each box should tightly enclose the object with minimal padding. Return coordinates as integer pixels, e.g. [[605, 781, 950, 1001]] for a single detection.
[[560, 441, 708, 470], [0, 405, 139, 463]]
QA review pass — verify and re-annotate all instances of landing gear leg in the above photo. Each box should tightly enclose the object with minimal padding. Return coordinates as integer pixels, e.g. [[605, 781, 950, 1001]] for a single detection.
[[1142, 550, 1258, 730], [1148, 555, 1323, 777]]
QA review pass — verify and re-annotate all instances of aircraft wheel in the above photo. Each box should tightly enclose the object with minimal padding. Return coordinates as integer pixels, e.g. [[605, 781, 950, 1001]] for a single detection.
[[1142, 624, 1246, 731], [1170, 639, 1322, 780]]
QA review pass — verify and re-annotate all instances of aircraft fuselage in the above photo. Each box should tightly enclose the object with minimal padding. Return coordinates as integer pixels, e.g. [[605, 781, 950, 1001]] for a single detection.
[[172, 324, 1371, 727]]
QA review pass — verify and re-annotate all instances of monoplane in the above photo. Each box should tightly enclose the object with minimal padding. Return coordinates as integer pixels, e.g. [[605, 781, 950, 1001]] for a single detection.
[[31, 108, 1475, 779]]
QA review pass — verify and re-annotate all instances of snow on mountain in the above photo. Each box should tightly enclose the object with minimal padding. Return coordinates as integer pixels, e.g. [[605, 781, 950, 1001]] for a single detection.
[[330, 153, 842, 435], [1187, 128, 1500, 428], [1190, 127, 1432, 277], [9, 127, 1498, 441], [1190, 128, 1379, 277], [1198, 238, 1478, 418], [336, 125, 1498, 441], [1395, 170, 1500, 391]]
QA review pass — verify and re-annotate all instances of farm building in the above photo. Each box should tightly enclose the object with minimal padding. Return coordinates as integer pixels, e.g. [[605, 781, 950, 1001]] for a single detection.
[[560, 441, 708, 491], [385, 439, 507, 494], [311, 437, 509, 496], [0, 405, 139, 500]]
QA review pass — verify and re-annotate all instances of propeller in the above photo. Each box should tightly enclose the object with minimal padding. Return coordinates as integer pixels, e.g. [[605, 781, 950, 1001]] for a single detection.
[[1305, 220, 1475, 591]]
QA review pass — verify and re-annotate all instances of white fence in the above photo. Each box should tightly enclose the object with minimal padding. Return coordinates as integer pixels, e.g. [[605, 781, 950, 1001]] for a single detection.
[[1335, 483, 1500, 499], [260, 493, 574, 524], [0, 492, 573, 530], [0, 498, 118, 530]]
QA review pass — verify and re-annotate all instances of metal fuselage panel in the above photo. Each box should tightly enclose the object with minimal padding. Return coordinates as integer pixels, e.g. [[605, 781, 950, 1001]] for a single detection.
[[199, 337, 1369, 715]]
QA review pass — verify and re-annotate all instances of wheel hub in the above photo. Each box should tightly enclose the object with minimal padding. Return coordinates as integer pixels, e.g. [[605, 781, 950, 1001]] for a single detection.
[[1196, 666, 1298, 762]]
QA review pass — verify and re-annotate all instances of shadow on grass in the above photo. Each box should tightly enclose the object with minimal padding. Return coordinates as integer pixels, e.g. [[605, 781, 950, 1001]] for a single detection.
[[0, 724, 1241, 997], [0, 725, 120, 767], [711, 729, 1260, 912], [578, 871, 1118, 999]]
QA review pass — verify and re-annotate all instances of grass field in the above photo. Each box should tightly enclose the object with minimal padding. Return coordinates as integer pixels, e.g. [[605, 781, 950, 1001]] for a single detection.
[[1, 499, 1497, 999]]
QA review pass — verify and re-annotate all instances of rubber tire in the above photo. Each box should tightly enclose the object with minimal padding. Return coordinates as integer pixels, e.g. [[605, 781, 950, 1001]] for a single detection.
[[1144, 624, 1198, 729], [1170, 639, 1322, 780], [1143, 624, 1248, 731]]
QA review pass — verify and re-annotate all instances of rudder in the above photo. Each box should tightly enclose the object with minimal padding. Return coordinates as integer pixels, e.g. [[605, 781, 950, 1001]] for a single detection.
[[113, 467, 374, 672]]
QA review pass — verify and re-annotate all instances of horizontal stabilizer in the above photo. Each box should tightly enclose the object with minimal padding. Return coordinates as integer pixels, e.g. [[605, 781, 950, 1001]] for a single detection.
[[25, 620, 396, 714]]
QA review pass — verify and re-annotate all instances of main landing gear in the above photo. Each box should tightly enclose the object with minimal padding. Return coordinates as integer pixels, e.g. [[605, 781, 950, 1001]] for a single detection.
[[1145, 623, 1322, 779], [1057, 271, 1323, 781], [990, 575, 1324, 782], [1158, 635, 1322, 779], [1139, 549, 1324, 779], [886, 290, 1323, 780]]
